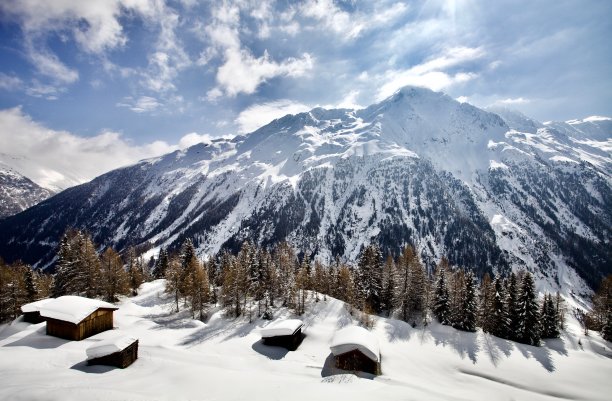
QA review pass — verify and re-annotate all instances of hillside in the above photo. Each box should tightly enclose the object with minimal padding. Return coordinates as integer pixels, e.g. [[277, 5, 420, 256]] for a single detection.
[[0, 163, 53, 219], [0, 87, 610, 294], [0, 280, 610, 401]]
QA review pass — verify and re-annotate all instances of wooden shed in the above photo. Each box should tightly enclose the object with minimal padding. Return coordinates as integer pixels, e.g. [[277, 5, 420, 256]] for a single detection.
[[87, 336, 139, 369], [21, 298, 53, 323], [330, 326, 381, 375], [261, 319, 304, 351], [39, 296, 119, 341]]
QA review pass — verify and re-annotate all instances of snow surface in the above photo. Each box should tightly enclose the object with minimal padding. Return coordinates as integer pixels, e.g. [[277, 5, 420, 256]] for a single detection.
[[330, 325, 380, 363], [1, 280, 610, 401], [39, 296, 118, 324], [86, 335, 138, 359], [20, 298, 53, 313], [260, 319, 303, 337]]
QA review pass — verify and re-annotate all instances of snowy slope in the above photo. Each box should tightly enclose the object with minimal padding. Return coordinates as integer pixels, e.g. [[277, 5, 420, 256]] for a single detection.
[[0, 280, 609, 401], [0, 162, 53, 218], [0, 86, 609, 295]]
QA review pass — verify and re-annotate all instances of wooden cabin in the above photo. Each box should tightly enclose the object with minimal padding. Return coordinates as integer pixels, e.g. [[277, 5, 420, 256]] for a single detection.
[[39, 296, 119, 341], [330, 326, 381, 375], [87, 336, 138, 369], [21, 299, 53, 323], [261, 319, 304, 351]]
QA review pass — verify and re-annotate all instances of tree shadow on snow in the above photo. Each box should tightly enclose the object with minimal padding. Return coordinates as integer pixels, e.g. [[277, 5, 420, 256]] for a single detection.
[[427, 325, 480, 364], [481, 333, 514, 367], [142, 309, 203, 330], [178, 315, 255, 346], [515, 343, 555, 372], [70, 360, 116, 374], [383, 319, 413, 342], [320, 353, 376, 380], [3, 327, 68, 349]]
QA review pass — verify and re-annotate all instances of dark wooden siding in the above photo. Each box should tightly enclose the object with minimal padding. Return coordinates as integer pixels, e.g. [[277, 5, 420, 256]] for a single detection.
[[262, 329, 303, 351], [23, 311, 45, 324], [334, 349, 381, 375], [46, 308, 116, 341], [88, 340, 138, 369]]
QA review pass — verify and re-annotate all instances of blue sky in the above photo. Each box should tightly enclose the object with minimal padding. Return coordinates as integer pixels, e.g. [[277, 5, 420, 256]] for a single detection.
[[0, 0, 610, 188]]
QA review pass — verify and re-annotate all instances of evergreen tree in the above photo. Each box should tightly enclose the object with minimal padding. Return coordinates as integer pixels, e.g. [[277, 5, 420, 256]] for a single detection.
[[454, 270, 477, 332], [505, 272, 520, 341], [516, 272, 541, 345], [23, 267, 38, 302], [433, 261, 451, 325], [357, 244, 383, 313], [381, 254, 395, 315], [602, 309, 612, 342], [153, 248, 169, 279], [53, 230, 78, 296], [540, 293, 560, 339], [126, 247, 144, 295], [187, 259, 210, 320], [490, 276, 510, 338]]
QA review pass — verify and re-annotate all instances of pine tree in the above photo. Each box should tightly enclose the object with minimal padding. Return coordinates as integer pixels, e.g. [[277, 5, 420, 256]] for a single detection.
[[165, 256, 182, 312], [479, 273, 494, 333], [540, 293, 559, 339], [381, 254, 395, 315], [454, 271, 477, 332], [100, 247, 129, 302], [433, 261, 451, 325], [357, 244, 383, 313], [153, 248, 169, 279], [602, 309, 612, 342], [516, 272, 541, 345], [23, 267, 38, 302], [126, 247, 144, 296], [187, 259, 210, 321], [490, 276, 510, 338], [53, 230, 78, 296], [505, 272, 520, 341]]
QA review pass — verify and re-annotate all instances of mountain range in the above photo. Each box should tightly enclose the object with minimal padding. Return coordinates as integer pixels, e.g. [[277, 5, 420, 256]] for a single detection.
[[0, 162, 53, 219], [0, 86, 609, 294]]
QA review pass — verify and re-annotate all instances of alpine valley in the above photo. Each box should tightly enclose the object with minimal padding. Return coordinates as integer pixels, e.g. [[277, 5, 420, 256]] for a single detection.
[[0, 87, 610, 295]]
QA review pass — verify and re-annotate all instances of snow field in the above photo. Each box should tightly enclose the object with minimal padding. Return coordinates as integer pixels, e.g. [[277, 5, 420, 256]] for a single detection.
[[0, 280, 610, 401]]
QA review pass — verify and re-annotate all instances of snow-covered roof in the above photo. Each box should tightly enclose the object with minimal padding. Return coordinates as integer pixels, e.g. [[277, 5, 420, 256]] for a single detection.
[[261, 319, 303, 338], [330, 326, 380, 363], [21, 298, 53, 313], [39, 296, 118, 324], [86, 335, 138, 360]]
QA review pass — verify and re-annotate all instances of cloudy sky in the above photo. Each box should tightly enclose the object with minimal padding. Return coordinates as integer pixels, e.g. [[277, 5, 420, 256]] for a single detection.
[[0, 0, 610, 188]]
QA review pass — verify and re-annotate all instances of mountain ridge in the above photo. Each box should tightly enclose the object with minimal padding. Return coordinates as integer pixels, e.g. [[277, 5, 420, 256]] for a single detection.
[[0, 86, 609, 296]]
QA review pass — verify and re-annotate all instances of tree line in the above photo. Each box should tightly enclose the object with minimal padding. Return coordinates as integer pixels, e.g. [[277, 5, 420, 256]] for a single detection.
[[1, 231, 610, 344]]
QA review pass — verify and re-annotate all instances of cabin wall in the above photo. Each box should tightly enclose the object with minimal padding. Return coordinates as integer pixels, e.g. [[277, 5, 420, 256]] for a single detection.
[[46, 309, 115, 341], [335, 349, 381, 375], [88, 341, 139, 368], [262, 329, 303, 350]]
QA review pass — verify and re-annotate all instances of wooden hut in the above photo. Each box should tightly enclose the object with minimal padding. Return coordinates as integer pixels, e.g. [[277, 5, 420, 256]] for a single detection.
[[39, 296, 119, 341], [87, 336, 139, 368], [330, 326, 381, 375], [261, 319, 304, 351], [21, 298, 53, 323]]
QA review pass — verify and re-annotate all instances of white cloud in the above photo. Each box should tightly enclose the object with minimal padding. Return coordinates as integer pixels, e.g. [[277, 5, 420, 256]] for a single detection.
[[25, 80, 64, 99], [0, 107, 217, 190], [497, 97, 530, 105], [376, 47, 484, 100], [177, 132, 215, 149], [216, 49, 313, 97], [26, 45, 79, 84], [325, 90, 363, 110], [235, 100, 311, 134], [202, 1, 314, 98], [456, 96, 469, 103], [117, 96, 161, 113], [0, 73, 23, 91]]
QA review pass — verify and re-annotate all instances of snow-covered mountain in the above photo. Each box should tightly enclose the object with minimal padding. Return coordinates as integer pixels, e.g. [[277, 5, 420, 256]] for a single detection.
[[0, 163, 53, 219], [0, 87, 609, 294]]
